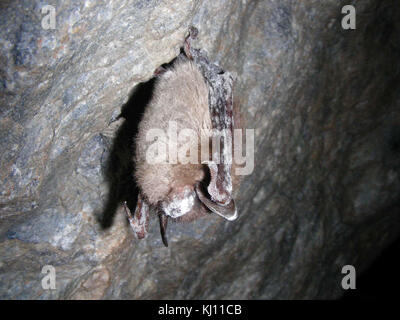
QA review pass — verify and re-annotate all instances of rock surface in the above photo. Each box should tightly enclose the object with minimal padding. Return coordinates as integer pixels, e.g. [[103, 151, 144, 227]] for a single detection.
[[0, 0, 399, 299]]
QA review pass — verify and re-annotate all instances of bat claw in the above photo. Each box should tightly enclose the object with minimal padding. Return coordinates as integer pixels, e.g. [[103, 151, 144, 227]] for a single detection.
[[108, 112, 121, 125], [154, 66, 166, 76], [188, 26, 198, 39], [184, 26, 198, 60]]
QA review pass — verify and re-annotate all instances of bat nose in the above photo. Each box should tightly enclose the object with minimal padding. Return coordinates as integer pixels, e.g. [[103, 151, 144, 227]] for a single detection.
[[161, 185, 196, 218]]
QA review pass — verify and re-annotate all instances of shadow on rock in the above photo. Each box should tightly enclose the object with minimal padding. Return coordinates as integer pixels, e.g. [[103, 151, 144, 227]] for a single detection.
[[98, 78, 157, 229]]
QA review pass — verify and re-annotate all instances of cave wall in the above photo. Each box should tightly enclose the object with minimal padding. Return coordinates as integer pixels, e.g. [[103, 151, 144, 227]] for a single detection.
[[0, 0, 399, 299]]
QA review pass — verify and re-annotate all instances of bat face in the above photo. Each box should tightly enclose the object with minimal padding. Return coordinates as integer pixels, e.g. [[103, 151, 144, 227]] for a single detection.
[[125, 27, 238, 247]]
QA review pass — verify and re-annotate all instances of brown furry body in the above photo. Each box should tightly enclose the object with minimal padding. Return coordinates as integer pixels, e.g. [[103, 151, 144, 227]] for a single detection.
[[134, 58, 212, 221]]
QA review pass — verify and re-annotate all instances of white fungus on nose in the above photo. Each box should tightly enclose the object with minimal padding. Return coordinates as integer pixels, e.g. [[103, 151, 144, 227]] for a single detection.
[[161, 186, 196, 218]]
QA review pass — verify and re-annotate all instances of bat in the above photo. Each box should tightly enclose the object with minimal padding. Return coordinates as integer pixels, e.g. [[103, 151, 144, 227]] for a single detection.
[[124, 27, 239, 247]]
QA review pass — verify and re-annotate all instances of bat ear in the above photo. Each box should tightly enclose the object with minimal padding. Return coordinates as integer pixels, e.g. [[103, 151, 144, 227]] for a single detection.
[[195, 183, 238, 221], [185, 25, 238, 222]]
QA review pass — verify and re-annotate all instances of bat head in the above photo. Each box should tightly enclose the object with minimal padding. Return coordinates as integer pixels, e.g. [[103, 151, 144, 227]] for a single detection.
[[159, 162, 237, 222]]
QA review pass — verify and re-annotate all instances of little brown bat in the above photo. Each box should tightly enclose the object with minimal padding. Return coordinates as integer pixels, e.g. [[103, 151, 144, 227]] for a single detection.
[[124, 27, 239, 247]]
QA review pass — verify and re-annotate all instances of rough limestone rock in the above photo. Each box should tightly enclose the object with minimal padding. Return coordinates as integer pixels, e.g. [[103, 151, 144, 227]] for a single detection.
[[0, 0, 399, 299]]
